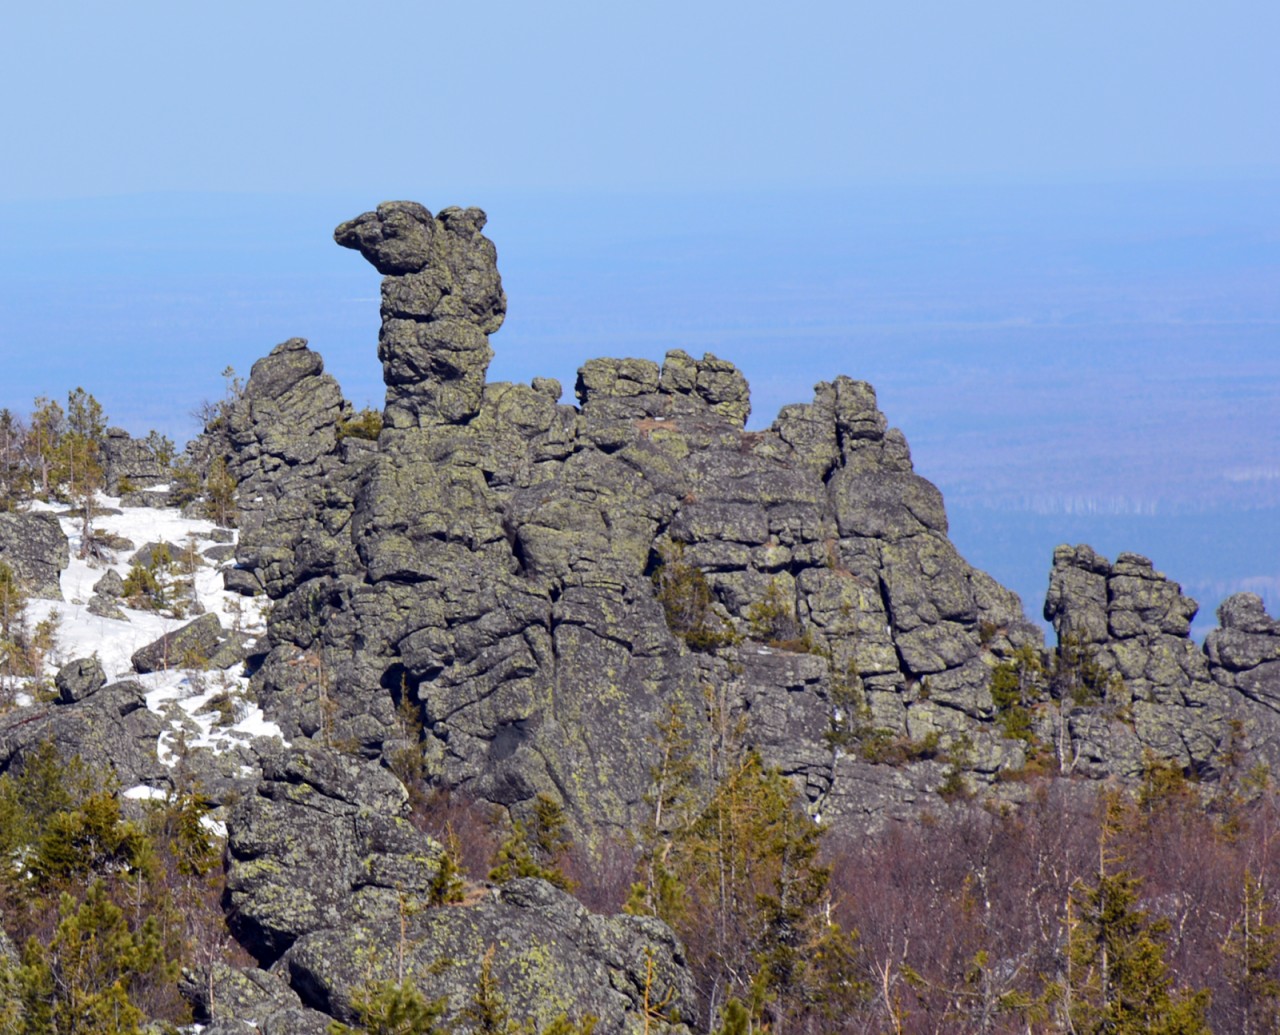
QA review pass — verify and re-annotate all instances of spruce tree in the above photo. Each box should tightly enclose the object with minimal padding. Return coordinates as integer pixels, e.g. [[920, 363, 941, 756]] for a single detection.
[[488, 794, 574, 891], [1062, 795, 1211, 1035]]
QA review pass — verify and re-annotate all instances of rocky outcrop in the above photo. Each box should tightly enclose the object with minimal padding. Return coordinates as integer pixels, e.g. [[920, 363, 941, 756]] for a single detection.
[[222, 745, 691, 1034], [131, 612, 246, 673], [184, 965, 331, 1035], [1206, 594, 1280, 763], [224, 745, 440, 964], [0, 679, 165, 789], [222, 200, 1280, 848], [335, 203, 506, 427], [282, 879, 693, 1034], [0, 510, 69, 599], [55, 656, 107, 703], [224, 338, 374, 600], [101, 427, 167, 493], [1043, 546, 1231, 777]]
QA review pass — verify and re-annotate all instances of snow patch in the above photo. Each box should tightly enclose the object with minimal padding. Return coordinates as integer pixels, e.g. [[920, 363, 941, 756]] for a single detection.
[[22, 493, 283, 778]]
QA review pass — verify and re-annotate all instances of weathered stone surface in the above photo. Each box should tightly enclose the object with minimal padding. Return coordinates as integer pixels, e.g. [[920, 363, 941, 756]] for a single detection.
[[281, 879, 693, 1035], [1205, 594, 1280, 765], [132, 612, 226, 673], [224, 745, 433, 964], [55, 656, 106, 703], [1044, 545, 1231, 775], [223, 337, 370, 601], [93, 568, 125, 597], [0, 510, 68, 599], [211, 203, 1049, 847], [0, 681, 165, 789], [87, 594, 127, 620], [183, 964, 330, 1035], [337, 203, 505, 426]]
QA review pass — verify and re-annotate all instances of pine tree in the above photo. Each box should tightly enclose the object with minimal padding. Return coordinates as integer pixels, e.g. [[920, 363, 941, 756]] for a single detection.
[[0, 563, 28, 704], [26, 397, 64, 497], [486, 793, 573, 890], [328, 979, 447, 1035], [18, 880, 169, 1035], [627, 701, 698, 921], [61, 388, 106, 555], [0, 409, 30, 509], [204, 456, 237, 527], [489, 794, 574, 891], [461, 945, 511, 1035], [664, 750, 855, 1032], [427, 824, 466, 906]]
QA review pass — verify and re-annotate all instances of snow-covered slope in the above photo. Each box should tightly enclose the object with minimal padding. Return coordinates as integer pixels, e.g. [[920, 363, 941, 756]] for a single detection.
[[23, 495, 285, 800]]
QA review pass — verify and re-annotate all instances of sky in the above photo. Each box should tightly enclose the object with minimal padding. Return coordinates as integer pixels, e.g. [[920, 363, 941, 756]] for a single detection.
[[1, 0, 1277, 634]]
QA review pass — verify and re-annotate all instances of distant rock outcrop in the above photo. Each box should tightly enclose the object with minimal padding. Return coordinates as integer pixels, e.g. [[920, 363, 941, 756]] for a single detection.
[[214, 201, 1279, 862], [101, 427, 167, 494], [1206, 593, 1280, 761], [1044, 545, 1231, 777]]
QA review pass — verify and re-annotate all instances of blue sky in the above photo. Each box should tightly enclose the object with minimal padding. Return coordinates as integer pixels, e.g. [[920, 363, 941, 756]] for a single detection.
[[3, 1, 1278, 197], [1, 1, 1277, 632]]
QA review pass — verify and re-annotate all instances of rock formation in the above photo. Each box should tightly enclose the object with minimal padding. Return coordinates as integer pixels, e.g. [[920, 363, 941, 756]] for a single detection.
[[235, 202, 1043, 847], [1207, 593, 1280, 762], [225, 337, 373, 599], [0, 510, 68, 598], [1043, 546, 1231, 777], [224, 745, 691, 1032], [6, 199, 1280, 1033], [0, 677, 166, 789], [101, 427, 167, 494]]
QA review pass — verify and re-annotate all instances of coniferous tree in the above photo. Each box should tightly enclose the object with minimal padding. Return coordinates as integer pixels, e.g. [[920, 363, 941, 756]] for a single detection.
[[427, 824, 467, 906], [328, 979, 447, 1035], [627, 701, 699, 921], [26, 397, 63, 497], [0, 563, 28, 705], [60, 388, 106, 554], [1061, 795, 1211, 1035], [489, 794, 574, 891], [0, 409, 29, 509], [18, 880, 169, 1035]]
